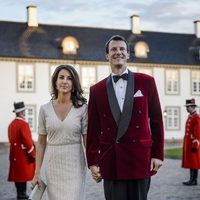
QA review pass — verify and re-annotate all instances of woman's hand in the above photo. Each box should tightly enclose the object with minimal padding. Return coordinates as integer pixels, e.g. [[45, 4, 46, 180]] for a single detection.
[[31, 172, 42, 190]]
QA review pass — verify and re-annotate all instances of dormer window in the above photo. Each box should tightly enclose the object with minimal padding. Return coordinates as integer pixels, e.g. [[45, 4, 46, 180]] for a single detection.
[[134, 41, 149, 58], [61, 36, 79, 55]]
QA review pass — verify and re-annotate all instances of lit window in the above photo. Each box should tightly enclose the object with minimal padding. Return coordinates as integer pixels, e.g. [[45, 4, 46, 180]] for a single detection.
[[191, 70, 200, 95], [25, 105, 36, 132], [165, 107, 180, 130], [61, 36, 79, 55], [165, 69, 179, 95], [17, 63, 35, 92], [134, 41, 149, 58], [81, 66, 96, 99]]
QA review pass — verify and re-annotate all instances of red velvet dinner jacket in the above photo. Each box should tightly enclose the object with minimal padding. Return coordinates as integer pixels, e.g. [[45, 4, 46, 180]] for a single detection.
[[86, 72, 164, 180]]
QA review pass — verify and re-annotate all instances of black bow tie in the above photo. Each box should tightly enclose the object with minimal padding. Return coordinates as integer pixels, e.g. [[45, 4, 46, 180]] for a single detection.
[[113, 73, 128, 83]]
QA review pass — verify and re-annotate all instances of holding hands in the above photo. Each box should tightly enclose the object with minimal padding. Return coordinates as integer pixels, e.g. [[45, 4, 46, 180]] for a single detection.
[[89, 165, 102, 183]]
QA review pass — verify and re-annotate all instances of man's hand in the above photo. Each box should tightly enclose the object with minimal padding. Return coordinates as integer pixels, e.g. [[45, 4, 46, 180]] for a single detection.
[[89, 165, 102, 183], [150, 158, 163, 172]]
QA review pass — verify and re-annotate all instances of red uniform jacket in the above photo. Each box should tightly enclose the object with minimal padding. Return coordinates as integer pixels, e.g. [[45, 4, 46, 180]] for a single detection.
[[8, 117, 35, 182], [86, 71, 164, 180], [182, 111, 200, 169]]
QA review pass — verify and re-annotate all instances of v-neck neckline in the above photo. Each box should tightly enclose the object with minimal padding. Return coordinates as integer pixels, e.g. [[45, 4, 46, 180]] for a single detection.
[[51, 101, 73, 122]]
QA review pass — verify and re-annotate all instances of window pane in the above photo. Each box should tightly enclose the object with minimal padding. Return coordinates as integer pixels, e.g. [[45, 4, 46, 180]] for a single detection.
[[166, 70, 179, 94], [194, 83, 197, 92], [17, 64, 34, 92], [25, 105, 36, 132], [174, 118, 178, 127], [168, 118, 172, 127], [192, 71, 200, 94], [167, 82, 172, 91], [166, 107, 180, 130], [174, 81, 178, 91]]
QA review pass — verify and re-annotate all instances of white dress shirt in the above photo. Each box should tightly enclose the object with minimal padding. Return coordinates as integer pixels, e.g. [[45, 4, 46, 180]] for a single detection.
[[111, 69, 128, 112]]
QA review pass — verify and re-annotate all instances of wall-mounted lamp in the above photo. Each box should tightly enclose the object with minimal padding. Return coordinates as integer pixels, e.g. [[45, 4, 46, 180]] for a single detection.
[[163, 109, 167, 118]]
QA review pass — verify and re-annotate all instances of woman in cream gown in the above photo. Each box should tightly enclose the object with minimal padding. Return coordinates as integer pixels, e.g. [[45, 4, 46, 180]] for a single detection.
[[32, 65, 87, 200]]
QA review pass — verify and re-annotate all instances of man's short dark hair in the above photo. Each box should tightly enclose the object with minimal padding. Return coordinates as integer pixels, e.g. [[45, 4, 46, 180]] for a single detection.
[[105, 35, 130, 53]]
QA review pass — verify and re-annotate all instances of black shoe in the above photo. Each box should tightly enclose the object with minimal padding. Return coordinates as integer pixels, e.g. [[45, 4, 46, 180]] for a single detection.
[[17, 193, 29, 199], [182, 180, 197, 186]]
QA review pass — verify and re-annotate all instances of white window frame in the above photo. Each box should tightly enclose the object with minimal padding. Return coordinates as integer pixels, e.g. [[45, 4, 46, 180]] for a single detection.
[[165, 106, 180, 131], [191, 70, 200, 95], [25, 104, 36, 132], [165, 69, 179, 95], [137, 67, 153, 76], [17, 63, 35, 92]]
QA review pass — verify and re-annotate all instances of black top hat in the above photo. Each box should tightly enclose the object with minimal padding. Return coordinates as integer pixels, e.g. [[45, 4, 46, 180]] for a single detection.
[[13, 101, 26, 113], [184, 98, 197, 107]]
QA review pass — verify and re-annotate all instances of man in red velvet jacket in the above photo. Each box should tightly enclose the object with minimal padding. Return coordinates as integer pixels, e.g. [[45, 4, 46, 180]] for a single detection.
[[8, 102, 35, 199], [86, 35, 164, 200]]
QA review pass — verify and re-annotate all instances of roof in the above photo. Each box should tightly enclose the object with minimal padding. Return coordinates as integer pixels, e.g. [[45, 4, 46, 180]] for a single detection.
[[0, 21, 200, 65]]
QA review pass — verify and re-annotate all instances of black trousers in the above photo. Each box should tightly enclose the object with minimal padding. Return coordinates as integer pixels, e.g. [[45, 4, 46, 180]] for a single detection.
[[15, 182, 27, 197], [104, 178, 151, 200]]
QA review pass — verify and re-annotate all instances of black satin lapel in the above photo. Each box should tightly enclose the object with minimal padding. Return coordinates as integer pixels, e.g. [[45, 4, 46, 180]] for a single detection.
[[106, 76, 121, 126], [116, 70, 134, 141]]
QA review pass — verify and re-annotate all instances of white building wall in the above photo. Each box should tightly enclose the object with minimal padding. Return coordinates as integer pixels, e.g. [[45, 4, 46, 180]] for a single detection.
[[33, 63, 51, 140], [0, 61, 52, 142], [0, 60, 200, 142], [178, 69, 191, 139], [157, 68, 200, 140], [0, 61, 16, 142], [153, 67, 165, 103]]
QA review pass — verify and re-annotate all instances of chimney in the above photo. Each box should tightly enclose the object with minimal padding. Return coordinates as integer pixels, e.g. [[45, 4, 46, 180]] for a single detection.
[[131, 15, 141, 34], [194, 20, 200, 38], [27, 5, 38, 27]]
